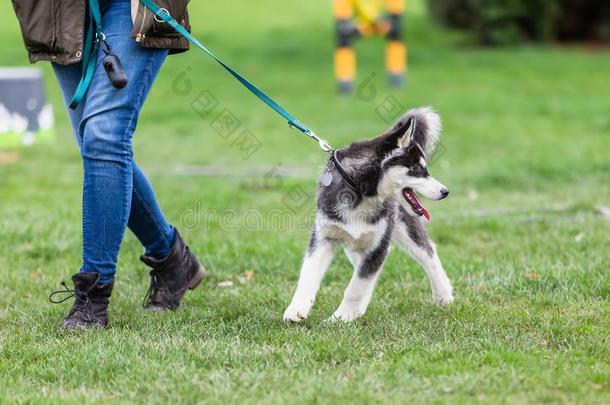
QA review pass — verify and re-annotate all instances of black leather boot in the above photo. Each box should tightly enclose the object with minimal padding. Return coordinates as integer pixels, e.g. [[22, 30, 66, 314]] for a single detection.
[[141, 230, 206, 311], [49, 272, 113, 330]]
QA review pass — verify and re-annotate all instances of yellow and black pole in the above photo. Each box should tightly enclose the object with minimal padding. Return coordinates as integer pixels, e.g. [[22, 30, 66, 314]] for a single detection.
[[333, 0, 357, 93], [385, 0, 406, 87], [333, 0, 406, 92]]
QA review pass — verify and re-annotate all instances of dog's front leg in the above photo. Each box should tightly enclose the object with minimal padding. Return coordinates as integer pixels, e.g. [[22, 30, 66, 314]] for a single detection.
[[409, 242, 453, 305], [330, 234, 391, 323], [393, 213, 454, 304], [283, 234, 335, 322]]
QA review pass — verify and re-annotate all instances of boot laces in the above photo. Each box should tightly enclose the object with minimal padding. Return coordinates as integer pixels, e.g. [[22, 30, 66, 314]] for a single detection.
[[49, 281, 90, 312], [143, 270, 169, 308]]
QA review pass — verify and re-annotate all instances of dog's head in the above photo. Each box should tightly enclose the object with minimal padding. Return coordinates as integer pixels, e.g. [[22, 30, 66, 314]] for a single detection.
[[379, 107, 448, 220]]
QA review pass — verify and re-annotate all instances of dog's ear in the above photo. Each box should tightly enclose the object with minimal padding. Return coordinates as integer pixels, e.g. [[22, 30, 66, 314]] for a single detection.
[[397, 117, 416, 148], [388, 107, 442, 156], [385, 116, 416, 150], [411, 107, 441, 156]]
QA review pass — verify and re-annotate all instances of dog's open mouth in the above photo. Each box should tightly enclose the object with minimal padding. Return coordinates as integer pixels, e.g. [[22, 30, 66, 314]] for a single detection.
[[402, 188, 431, 221]]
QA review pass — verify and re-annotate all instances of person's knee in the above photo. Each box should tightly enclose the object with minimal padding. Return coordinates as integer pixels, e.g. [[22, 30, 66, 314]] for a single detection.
[[80, 114, 133, 162]]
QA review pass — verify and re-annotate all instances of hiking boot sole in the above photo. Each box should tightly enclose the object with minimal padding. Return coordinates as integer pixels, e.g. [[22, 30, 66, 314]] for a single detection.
[[188, 265, 206, 290]]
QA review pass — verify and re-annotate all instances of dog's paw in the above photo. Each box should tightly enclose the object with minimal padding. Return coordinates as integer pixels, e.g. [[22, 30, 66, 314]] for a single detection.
[[328, 308, 363, 323], [283, 304, 310, 323], [433, 292, 454, 306]]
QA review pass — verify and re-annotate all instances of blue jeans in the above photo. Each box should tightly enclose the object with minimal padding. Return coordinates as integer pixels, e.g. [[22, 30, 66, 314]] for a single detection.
[[53, 0, 176, 285]]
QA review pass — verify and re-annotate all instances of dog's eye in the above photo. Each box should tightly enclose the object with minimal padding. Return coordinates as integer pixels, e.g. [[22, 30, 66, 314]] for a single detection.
[[409, 165, 427, 177]]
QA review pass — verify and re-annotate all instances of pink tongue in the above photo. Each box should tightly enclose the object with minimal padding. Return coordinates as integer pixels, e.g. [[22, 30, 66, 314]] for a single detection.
[[403, 189, 432, 221], [422, 208, 431, 221]]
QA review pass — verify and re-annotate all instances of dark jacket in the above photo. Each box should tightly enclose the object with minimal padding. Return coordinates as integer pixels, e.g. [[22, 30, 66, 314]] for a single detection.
[[11, 0, 190, 65]]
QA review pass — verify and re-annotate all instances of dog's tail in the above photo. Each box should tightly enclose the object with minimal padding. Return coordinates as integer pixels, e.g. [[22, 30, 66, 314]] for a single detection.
[[387, 106, 442, 156]]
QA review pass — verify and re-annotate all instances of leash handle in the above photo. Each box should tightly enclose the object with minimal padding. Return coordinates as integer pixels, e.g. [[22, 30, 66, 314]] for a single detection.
[[139, 0, 335, 154]]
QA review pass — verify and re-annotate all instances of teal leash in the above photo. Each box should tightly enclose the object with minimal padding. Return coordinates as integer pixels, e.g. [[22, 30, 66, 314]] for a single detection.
[[69, 0, 102, 109], [139, 0, 335, 154]]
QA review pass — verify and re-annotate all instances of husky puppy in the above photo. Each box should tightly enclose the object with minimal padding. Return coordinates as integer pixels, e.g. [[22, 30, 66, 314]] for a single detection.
[[283, 107, 454, 322]]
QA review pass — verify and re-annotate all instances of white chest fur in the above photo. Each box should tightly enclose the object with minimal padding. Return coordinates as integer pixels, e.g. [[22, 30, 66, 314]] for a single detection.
[[317, 199, 390, 253]]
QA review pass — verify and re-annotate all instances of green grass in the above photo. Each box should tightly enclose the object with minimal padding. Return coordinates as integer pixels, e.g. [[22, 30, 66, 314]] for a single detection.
[[1, 0, 609, 403]]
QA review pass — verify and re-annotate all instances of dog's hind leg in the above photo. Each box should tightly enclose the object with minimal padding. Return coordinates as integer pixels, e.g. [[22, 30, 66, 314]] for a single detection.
[[283, 231, 335, 322], [330, 226, 393, 322], [393, 209, 453, 305]]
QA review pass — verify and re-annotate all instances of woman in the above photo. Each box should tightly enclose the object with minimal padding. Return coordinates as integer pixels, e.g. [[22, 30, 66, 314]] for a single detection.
[[12, 0, 206, 329]]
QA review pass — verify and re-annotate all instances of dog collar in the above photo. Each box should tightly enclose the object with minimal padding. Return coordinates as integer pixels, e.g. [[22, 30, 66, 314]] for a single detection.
[[329, 150, 360, 193]]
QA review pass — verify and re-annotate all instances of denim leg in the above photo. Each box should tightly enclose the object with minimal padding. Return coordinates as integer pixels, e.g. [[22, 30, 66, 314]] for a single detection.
[[53, 0, 171, 284], [129, 164, 176, 259], [52, 62, 85, 147], [53, 62, 175, 263]]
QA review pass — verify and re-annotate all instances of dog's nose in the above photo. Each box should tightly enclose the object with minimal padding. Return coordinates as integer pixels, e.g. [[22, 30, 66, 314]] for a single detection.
[[440, 188, 450, 199]]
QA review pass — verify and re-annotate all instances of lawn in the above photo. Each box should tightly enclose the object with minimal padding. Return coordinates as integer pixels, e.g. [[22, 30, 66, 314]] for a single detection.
[[1, 0, 609, 403]]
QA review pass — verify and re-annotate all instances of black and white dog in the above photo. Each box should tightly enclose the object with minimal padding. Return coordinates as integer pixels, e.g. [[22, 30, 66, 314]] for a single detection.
[[283, 107, 454, 322]]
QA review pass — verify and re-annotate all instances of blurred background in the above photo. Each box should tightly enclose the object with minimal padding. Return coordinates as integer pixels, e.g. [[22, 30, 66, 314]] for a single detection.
[[1, 0, 608, 191], [0, 0, 609, 402]]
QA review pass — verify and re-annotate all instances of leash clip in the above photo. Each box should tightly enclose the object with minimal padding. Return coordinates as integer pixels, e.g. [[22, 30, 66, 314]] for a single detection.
[[318, 139, 334, 154], [308, 130, 335, 154]]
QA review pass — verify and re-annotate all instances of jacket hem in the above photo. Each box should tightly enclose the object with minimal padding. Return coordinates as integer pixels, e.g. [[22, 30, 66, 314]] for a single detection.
[[28, 51, 82, 65]]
